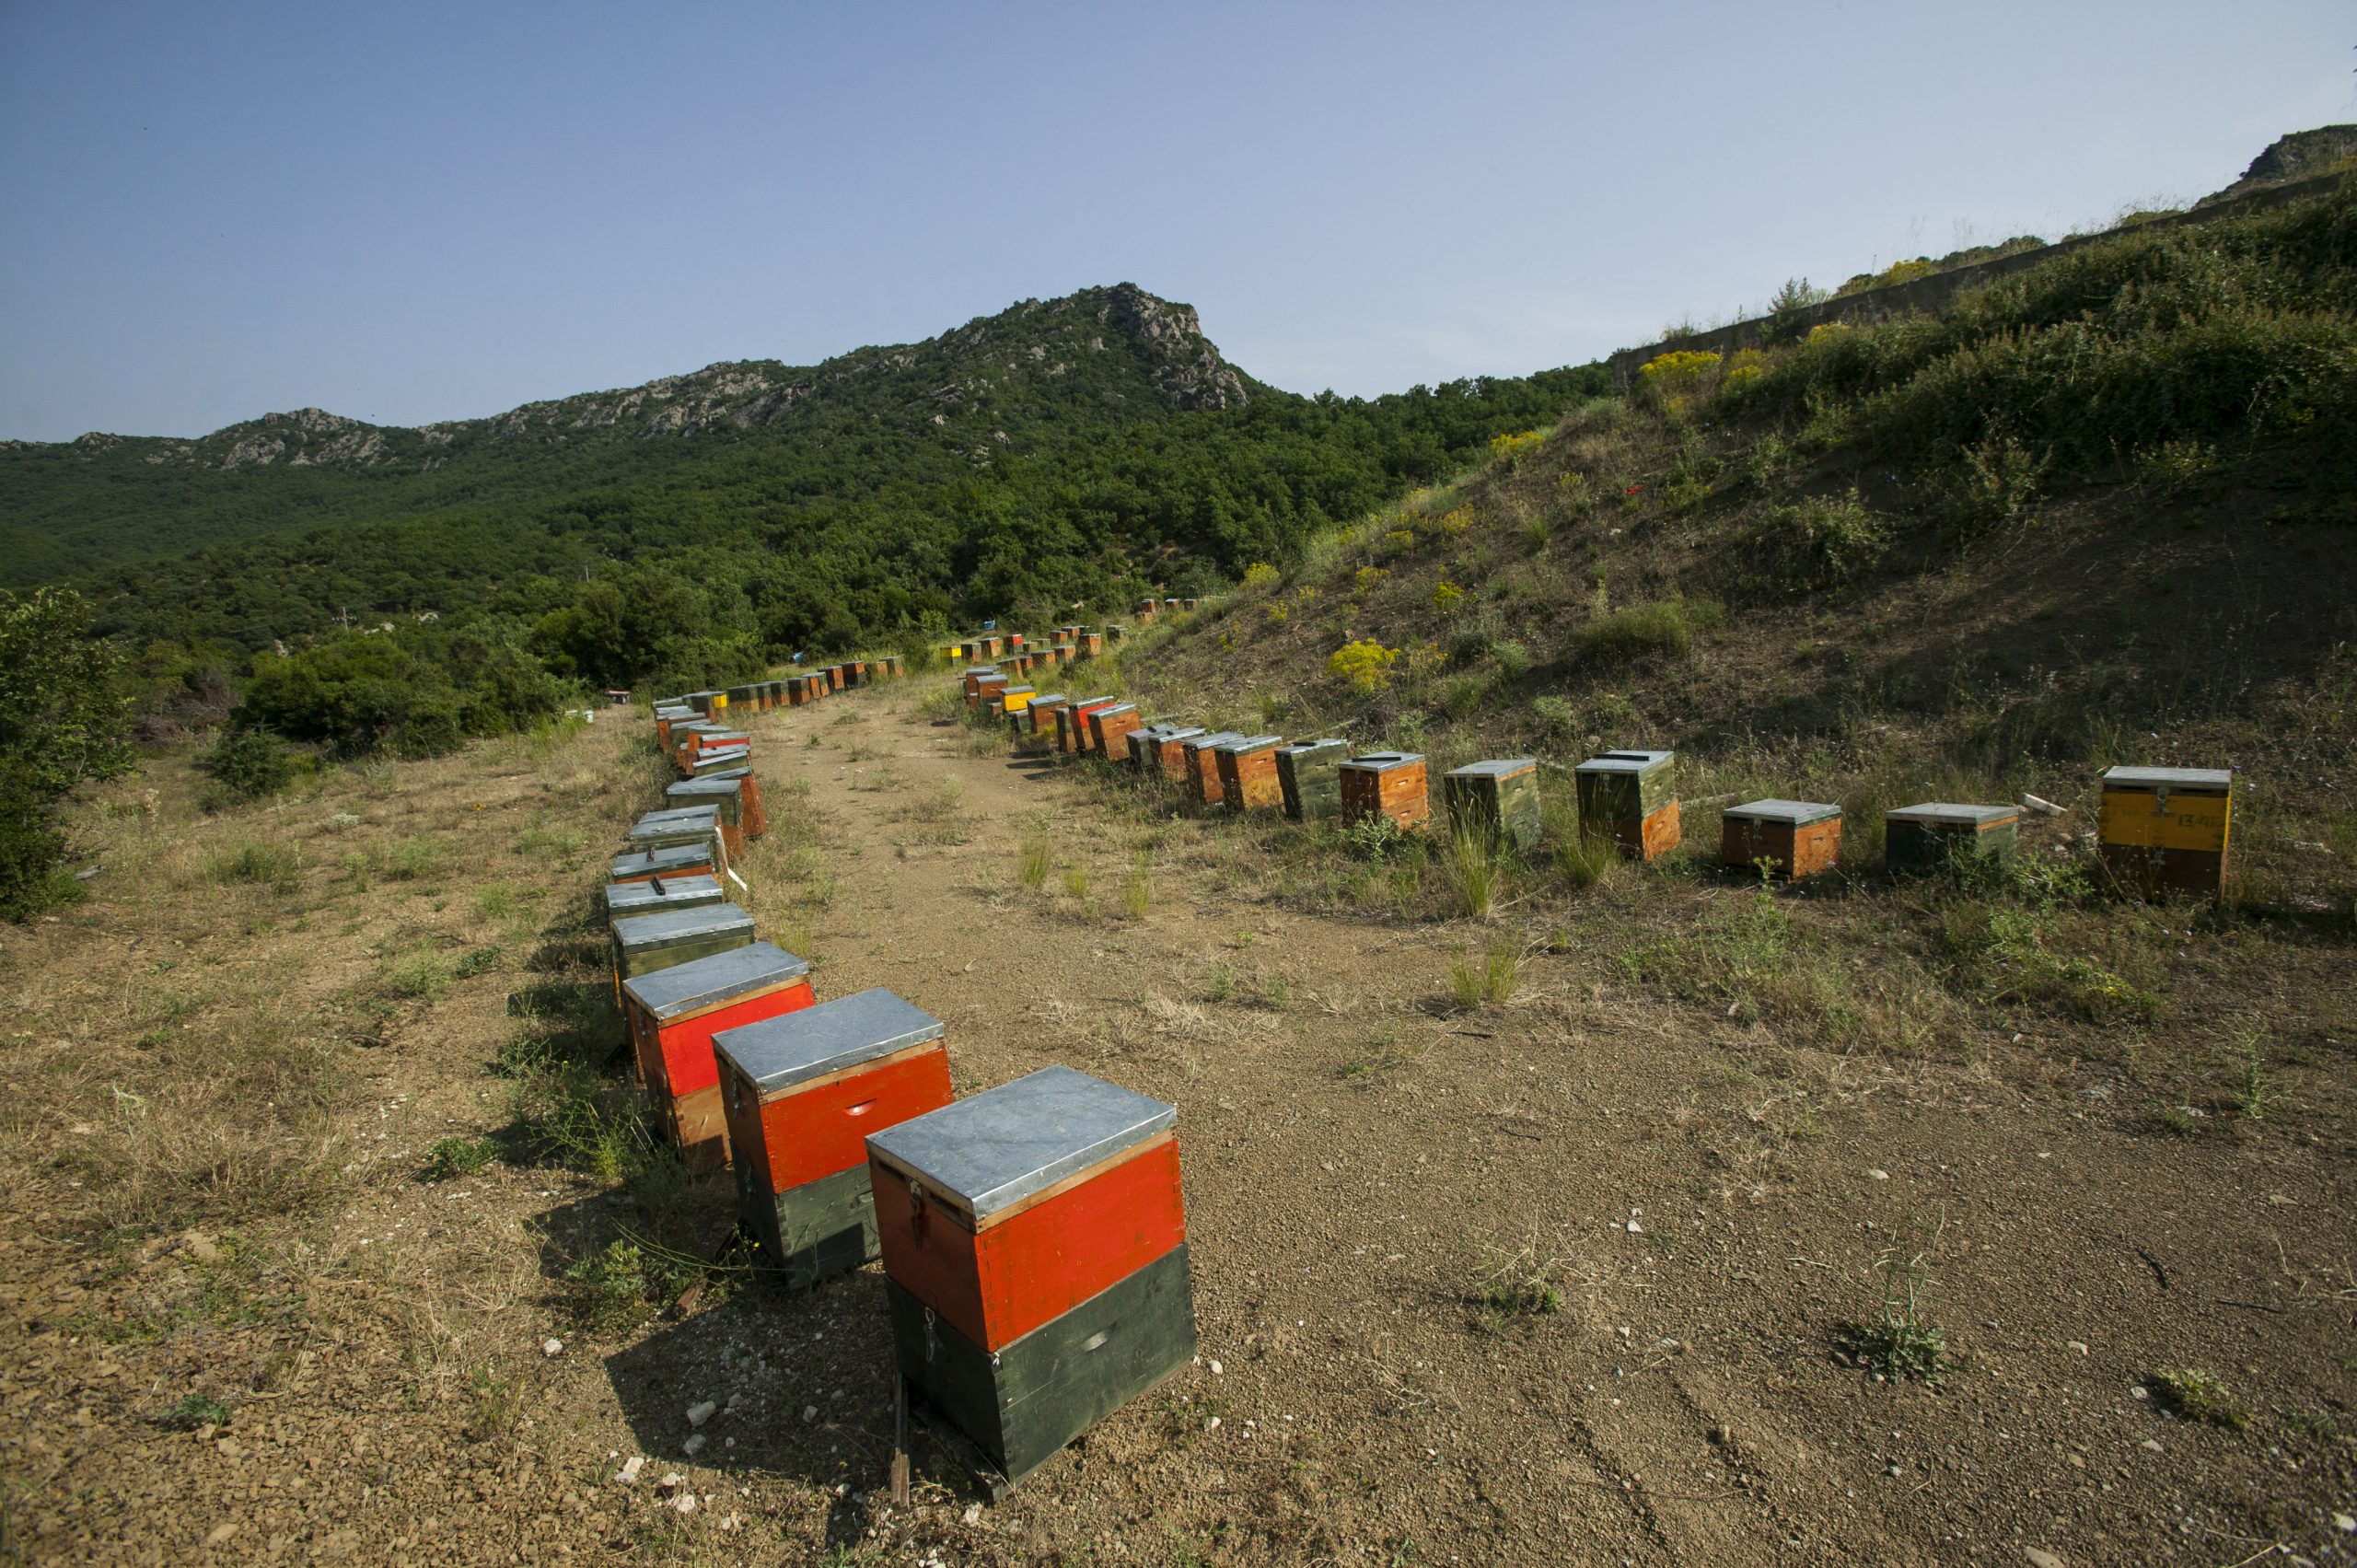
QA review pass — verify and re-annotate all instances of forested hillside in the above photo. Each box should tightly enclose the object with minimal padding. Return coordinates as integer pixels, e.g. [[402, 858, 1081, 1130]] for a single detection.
[[3, 285, 1607, 664]]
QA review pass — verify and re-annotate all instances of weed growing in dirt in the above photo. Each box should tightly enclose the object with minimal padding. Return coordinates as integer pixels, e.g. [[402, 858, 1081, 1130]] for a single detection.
[[1446, 829, 1510, 919], [1836, 1211, 1947, 1382], [421, 1136, 498, 1181], [2151, 1367, 2250, 1431], [204, 839, 304, 893], [1063, 865, 1089, 900], [383, 950, 451, 1002], [1016, 837, 1050, 891], [154, 1392, 235, 1430], [1448, 939, 1521, 1009], [1121, 853, 1152, 918], [1469, 1237, 1565, 1325], [464, 1362, 522, 1443]]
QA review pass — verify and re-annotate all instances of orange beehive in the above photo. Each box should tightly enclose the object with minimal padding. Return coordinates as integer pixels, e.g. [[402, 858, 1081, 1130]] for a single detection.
[[974, 672, 1008, 713], [1721, 799, 1841, 880], [1214, 735, 1286, 811], [1338, 752, 1431, 831], [826, 665, 845, 691], [1087, 702, 1144, 759], [1182, 731, 1245, 807], [714, 990, 955, 1289], [1080, 632, 1103, 657], [1148, 725, 1205, 780], [622, 943, 815, 1170]]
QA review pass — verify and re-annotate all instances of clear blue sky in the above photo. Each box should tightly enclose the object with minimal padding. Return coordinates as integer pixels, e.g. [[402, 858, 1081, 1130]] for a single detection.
[[1, 0, 2348, 441]]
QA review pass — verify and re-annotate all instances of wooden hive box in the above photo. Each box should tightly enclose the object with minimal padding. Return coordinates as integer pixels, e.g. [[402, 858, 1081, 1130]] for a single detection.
[[961, 667, 998, 706], [715, 989, 953, 1289], [1444, 759, 1543, 854], [1214, 735, 1286, 812], [867, 1065, 1193, 1488], [1062, 698, 1120, 755], [623, 942, 815, 1171], [1148, 725, 1205, 781], [668, 720, 722, 772], [684, 690, 720, 716], [974, 673, 1008, 713], [1275, 738, 1348, 820], [885, 655, 905, 678], [1105, 623, 1125, 644], [605, 872, 724, 924], [826, 665, 845, 691], [1182, 732, 1246, 807], [1080, 632, 1103, 656], [1126, 723, 1174, 770], [610, 901, 755, 1022], [628, 804, 723, 854], [1339, 752, 1430, 831], [2098, 766, 2232, 900], [725, 684, 755, 713], [1001, 684, 1036, 716], [1025, 693, 1068, 740], [665, 778, 747, 858], [1134, 598, 1157, 624], [1886, 802, 2020, 876], [691, 743, 751, 779], [653, 705, 695, 752], [1721, 799, 1841, 880], [702, 763, 766, 838], [981, 636, 1004, 659], [610, 841, 720, 885], [848, 661, 871, 689], [1088, 703, 1144, 759], [1573, 749, 1680, 860]]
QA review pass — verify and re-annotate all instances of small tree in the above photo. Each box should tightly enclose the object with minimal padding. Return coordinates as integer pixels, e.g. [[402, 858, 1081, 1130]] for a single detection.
[[0, 588, 134, 919]]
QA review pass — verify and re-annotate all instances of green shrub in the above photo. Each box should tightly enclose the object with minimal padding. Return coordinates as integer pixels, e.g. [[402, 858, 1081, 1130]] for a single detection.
[[203, 729, 299, 802], [1574, 598, 1721, 664], [1740, 493, 1889, 594], [205, 839, 304, 894]]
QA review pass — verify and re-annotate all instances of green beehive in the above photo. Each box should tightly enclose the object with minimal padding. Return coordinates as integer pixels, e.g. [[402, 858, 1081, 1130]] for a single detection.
[[605, 873, 726, 923], [627, 805, 723, 853], [1275, 738, 1349, 820], [1885, 803, 2020, 875], [691, 744, 751, 778], [611, 902, 757, 1000], [666, 777, 744, 830], [1444, 759, 1543, 854]]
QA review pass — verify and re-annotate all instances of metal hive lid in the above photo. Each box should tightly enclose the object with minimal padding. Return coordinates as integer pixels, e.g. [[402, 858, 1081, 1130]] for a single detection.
[[1184, 731, 1245, 752], [700, 730, 751, 746], [864, 1064, 1175, 1222], [1724, 798, 1841, 826], [1092, 702, 1139, 718], [1215, 733, 1283, 753], [611, 843, 716, 878], [1887, 802, 2018, 826], [1032, 691, 1068, 706], [632, 805, 720, 834], [702, 765, 751, 782], [606, 875, 724, 912], [1004, 686, 1036, 697], [2103, 766, 2232, 792], [1447, 758, 1537, 780], [1279, 738, 1347, 758], [713, 988, 944, 1095], [1576, 749, 1673, 775], [665, 778, 742, 800], [611, 902, 754, 953], [1152, 725, 1206, 743], [1073, 695, 1118, 710], [621, 941, 809, 1021], [1341, 751, 1423, 772]]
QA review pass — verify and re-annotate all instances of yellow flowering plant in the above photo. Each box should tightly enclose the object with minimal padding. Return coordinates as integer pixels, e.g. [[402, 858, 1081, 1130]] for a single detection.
[[1327, 640, 1400, 693]]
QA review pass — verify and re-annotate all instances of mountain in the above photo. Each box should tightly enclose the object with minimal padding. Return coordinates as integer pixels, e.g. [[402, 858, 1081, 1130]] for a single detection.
[[0, 285, 1261, 584]]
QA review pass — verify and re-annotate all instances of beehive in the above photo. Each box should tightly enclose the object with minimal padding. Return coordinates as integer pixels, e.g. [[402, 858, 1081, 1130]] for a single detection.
[[1214, 735, 1286, 812], [974, 672, 1009, 713], [1886, 802, 2020, 876], [2098, 767, 2232, 900], [1721, 799, 1842, 880], [1080, 632, 1103, 657], [653, 705, 695, 751], [715, 989, 954, 1288], [684, 691, 721, 716], [961, 667, 998, 705], [844, 661, 867, 689], [703, 763, 767, 838], [1573, 750, 1680, 860], [623, 942, 815, 1170], [826, 665, 845, 692], [1062, 698, 1119, 756], [885, 656, 905, 678], [605, 872, 725, 923], [667, 778, 747, 857], [1182, 732, 1246, 807], [867, 1065, 1193, 1486], [668, 721, 723, 772], [1088, 702, 1144, 759], [1339, 752, 1430, 831], [691, 744, 750, 779], [610, 841, 720, 885], [1026, 693, 1068, 740], [1444, 759, 1543, 854], [726, 685, 757, 713], [628, 804, 723, 854], [1134, 598, 1157, 624], [981, 636, 1004, 659], [1275, 738, 1349, 820], [1147, 725, 1205, 781], [1105, 623, 1125, 644], [610, 902, 755, 1019]]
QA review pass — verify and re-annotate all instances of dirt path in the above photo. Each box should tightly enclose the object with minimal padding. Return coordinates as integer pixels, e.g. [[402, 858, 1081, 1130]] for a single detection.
[[6, 679, 2351, 1565]]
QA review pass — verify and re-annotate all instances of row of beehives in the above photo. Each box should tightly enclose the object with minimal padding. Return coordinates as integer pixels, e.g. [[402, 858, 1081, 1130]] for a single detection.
[[934, 620, 1127, 671], [614, 679, 1197, 1492], [960, 670, 2239, 897]]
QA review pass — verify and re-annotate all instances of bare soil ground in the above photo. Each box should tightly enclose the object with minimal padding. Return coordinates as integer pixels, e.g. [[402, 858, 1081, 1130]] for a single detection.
[[4, 679, 2352, 1567]]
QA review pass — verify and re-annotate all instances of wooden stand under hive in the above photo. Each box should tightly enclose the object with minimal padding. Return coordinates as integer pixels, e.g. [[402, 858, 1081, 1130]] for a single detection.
[[1573, 750, 1680, 860], [622, 943, 814, 1171], [2098, 767, 2232, 900], [1339, 752, 1430, 831], [1443, 759, 1542, 853], [1213, 736, 1285, 812], [1276, 738, 1348, 821], [714, 990, 953, 1288], [1181, 732, 1246, 807], [867, 1065, 1194, 1489], [1885, 803, 2019, 876], [1721, 800, 1841, 880], [1088, 703, 1144, 759]]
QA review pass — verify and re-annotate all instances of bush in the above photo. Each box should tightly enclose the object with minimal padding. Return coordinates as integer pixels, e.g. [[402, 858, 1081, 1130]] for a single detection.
[[1574, 598, 1721, 665], [1739, 493, 1889, 594], [0, 588, 134, 921], [203, 729, 298, 802], [1327, 640, 1400, 694]]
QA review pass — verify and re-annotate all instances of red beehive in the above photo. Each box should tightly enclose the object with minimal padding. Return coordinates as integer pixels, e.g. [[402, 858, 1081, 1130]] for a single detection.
[[1214, 735, 1286, 811], [1338, 752, 1430, 831], [714, 990, 954, 1288], [1088, 702, 1144, 759], [868, 1065, 1185, 1354], [622, 942, 815, 1170]]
